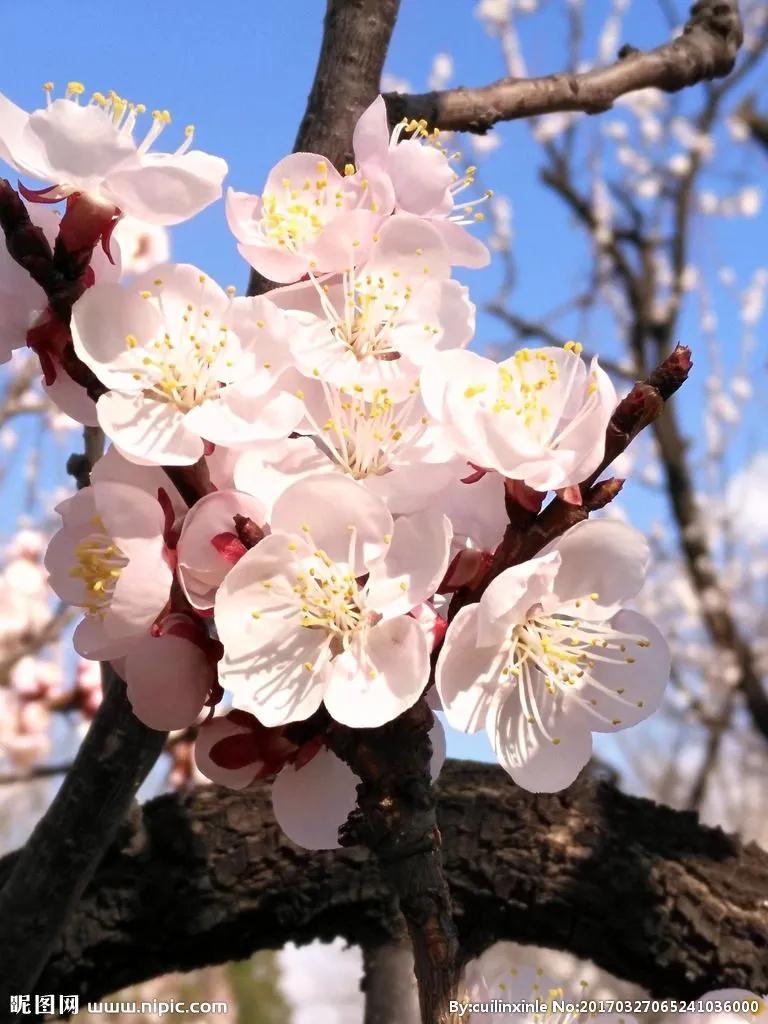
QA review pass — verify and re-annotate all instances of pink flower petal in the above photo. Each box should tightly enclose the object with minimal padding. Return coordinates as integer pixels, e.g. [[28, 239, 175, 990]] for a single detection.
[[366, 509, 452, 618], [105, 151, 227, 226], [125, 634, 211, 730], [323, 615, 429, 728], [272, 746, 359, 850]]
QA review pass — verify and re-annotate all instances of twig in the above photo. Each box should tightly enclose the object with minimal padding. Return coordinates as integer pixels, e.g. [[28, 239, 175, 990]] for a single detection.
[[0, 604, 77, 688], [0, 763, 72, 787], [386, 0, 744, 133]]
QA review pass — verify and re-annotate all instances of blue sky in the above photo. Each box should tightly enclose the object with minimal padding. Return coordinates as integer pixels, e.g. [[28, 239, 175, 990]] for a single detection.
[[1, 0, 767, 768]]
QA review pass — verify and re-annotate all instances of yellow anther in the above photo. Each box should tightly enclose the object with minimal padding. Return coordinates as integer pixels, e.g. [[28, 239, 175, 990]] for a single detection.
[[67, 81, 85, 96]]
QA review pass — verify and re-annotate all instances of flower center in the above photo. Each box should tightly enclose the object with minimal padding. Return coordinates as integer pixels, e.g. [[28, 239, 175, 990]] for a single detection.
[[462, 343, 599, 440], [125, 277, 235, 411], [308, 265, 439, 371], [42, 81, 195, 157], [249, 527, 383, 678], [304, 384, 427, 480], [498, 603, 652, 742], [68, 517, 128, 617], [259, 161, 351, 251], [296, 558, 364, 636]]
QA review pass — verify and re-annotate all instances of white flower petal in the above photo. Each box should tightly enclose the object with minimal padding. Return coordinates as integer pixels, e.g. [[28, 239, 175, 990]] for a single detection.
[[27, 99, 136, 183], [436, 605, 502, 733], [580, 609, 670, 733], [97, 391, 203, 466], [272, 747, 359, 850], [488, 684, 593, 793], [366, 509, 452, 618], [105, 150, 227, 225], [271, 474, 393, 574], [543, 519, 649, 620], [323, 615, 430, 728]]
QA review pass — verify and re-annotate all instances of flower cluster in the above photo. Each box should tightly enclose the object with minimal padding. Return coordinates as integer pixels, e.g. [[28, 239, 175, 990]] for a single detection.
[[0, 89, 671, 848]]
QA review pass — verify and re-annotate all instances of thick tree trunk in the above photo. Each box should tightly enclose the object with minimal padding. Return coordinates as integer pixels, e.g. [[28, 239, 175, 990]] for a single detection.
[[363, 939, 420, 1024], [10, 760, 765, 1006]]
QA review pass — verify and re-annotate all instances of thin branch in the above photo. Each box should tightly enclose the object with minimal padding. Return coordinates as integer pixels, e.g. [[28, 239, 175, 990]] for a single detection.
[[386, 0, 744, 133], [23, 761, 768, 1003], [0, 603, 76, 688], [486, 302, 636, 379], [0, 763, 72, 787], [739, 95, 768, 152], [685, 694, 734, 810]]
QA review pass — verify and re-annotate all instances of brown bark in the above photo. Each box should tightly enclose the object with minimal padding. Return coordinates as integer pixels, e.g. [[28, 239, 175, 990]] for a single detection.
[[13, 760, 766, 1004], [0, 672, 166, 1012], [327, 701, 462, 1024], [386, 0, 744, 133]]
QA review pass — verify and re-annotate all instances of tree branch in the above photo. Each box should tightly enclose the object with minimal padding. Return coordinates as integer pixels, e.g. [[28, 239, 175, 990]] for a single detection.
[[0, 671, 166, 1012], [327, 700, 461, 1024], [739, 95, 768, 152], [19, 760, 767, 1004], [386, 0, 744, 133]]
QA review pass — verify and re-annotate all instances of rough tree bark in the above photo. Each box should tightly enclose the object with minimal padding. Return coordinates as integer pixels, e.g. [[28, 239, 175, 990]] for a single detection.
[[8, 761, 765, 1003], [0, 673, 166, 1013], [387, 0, 744, 132]]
